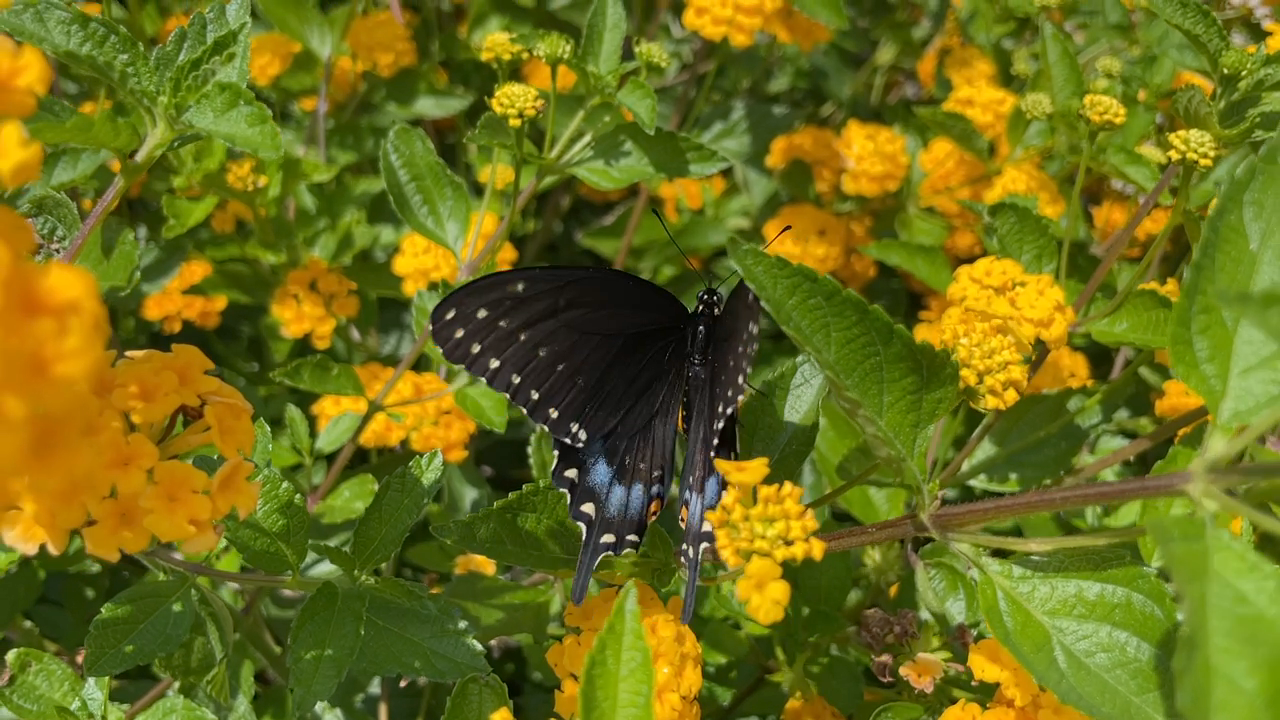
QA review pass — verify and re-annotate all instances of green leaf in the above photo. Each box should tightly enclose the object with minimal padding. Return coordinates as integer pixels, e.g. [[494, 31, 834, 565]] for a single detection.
[[984, 202, 1059, 276], [977, 549, 1177, 720], [0, 560, 41, 630], [915, 543, 979, 627], [180, 84, 283, 160], [791, 0, 848, 31], [1039, 19, 1085, 114], [313, 473, 377, 525], [162, 194, 220, 239], [270, 355, 364, 395], [913, 106, 989, 158], [254, 0, 333, 58], [528, 426, 554, 485], [252, 417, 272, 467], [579, 0, 626, 78], [728, 241, 959, 481], [381, 124, 472, 254], [580, 583, 653, 720], [869, 703, 926, 720], [455, 383, 510, 433], [1150, 515, 1280, 720], [1170, 86, 1219, 133], [0, 0, 156, 104], [83, 578, 198, 676], [152, 590, 227, 688], [0, 648, 82, 720], [441, 575, 557, 643], [1170, 132, 1280, 426], [1088, 289, 1173, 350], [19, 189, 80, 256], [862, 240, 953, 293], [617, 78, 657, 134], [158, 5, 251, 105], [351, 453, 445, 572], [284, 402, 312, 459], [443, 674, 511, 720], [961, 391, 1089, 488], [134, 696, 216, 720], [44, 148, 113, 190], [567, 125, 732, 192], [224, 467, 310, 574], [433, 483, 579, 574], [352, 578, 488, 681], [1147, 0, 1231, 66], [739, 354, 826, 481], [464, 113, 517, 151], [78, 225, 139, 293], [288, 582, 368, 713], [27, 102, 142, 155], [314, 411, 361, 455]]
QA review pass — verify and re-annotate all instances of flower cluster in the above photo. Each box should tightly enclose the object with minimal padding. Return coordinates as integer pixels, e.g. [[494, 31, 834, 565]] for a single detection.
[[836, 119, 911, 199], [765, 125, 842, 198], [477, 163, 516, 191], [706, 457, 826, 625], [939, 639, 1090, 720], [1166, 129, 1218, 168], [1091, 193, 1172, 258], [269, 257, 361, 350], [0, 35, 50, 189], [453, 553, 498, 576], [1081, 93, 1127, 129], [761, 203, 879, 290], [346, 9, 418, 78], [391, 211, 519, 296], [140, 258, 229, 334], [1154, 378, 1210, 439], [226, 157, 269, 193], [489, 81, 546, 127], [982, 160, 1066, 221], [480, 31, 530, 65], [310, 362, 477, 462], [655, 175, 728, 221], [545, 584, 702, 720], [915, 257, 1077, 410], [781, 693, 844, 720], [681, 0, 830, 50], [521, 57, 577, 93], [249, 32, 301, 87], [210, 199, 256, 234]]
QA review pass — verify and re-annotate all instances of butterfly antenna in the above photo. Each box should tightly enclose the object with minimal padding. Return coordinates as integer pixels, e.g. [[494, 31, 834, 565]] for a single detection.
[[651, 208, 710, 288], [712, 224, 794, 292]]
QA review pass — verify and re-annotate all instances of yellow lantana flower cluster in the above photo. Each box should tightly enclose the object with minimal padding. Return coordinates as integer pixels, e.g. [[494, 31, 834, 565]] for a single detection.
[[1081, 93, 1127, 129], [140, 258, 229, 334], [346, 9, 418, 78], [453, 553, 498, 576], [210, 199, 255, 234], [489, 81, 545, 127], [521, 57, 577, 93], [1154, 378, 1210, 439], [982, 160, 1067, 221], [477, 162, 516, 191], [310, 362, 477, 462], [479, 31, 530, 65], [545, 584, 702, 720], [765, 125, 842, 198], [918, 136, 989, 260], [1090, 193, 1172, 259], [248, 32, 302, 87], [1025, 347, 1093, 394], [939, 639, 1090, 720], [655, 174, 728, 221], [391, 211, 519, 296], [782, 692, 844, 720], [915, 257, 1076, 411], [226, 157, 269, 193], [1166, 129, 1218, 169], [269, 258, 360, 350], [0, 35, 51, 189], [761, 203, 879, 291], [681, 0, 830, 51], [706, 457, 826, 626], [835, 119, 910, 199]]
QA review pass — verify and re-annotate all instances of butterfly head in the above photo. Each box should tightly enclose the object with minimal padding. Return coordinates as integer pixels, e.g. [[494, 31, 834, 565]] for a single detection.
[[695, 288, 723, 316]]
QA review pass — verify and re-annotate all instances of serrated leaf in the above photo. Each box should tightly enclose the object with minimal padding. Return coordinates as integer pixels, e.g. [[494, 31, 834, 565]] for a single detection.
[[1039, 20, 1084, 114], [78, 225, 139, 292], [311, 543, 359, 575], [288, 582, 367, 713], [433, 483, 579, 574], [44, 147, 113, 190], [179, 83, 283, 160], [224, 467, 309, 574], [351, 453, 445, 572], [791, 0, 848, 31], [159, 6, 251, 105], [464, 113, 517, 151], [728, 241, 959, 482], [984, 202, 1059, 276], [381, 124, 472, 255], [352, 578, 488, 680], [913, 106, 989, 158], [1147, 0, 1231, 66], [862, 240, 952, 292], [978, 549, 1177, 720], [255, 0, 333, 58], [314, 412, 361, 456], [739, 355, 826, 481], [1088, 289, 1173, 349], [313, 473, 377, 524], [579, 0, 626, 78], [580, 582, 653, 720], [83, 578, 198, 676], [26, 103, 142, 155], [616, 78, 657, 134], [1170, 132, 1280, 426], [162, 194, 220, 239], [0, 648, 82, 720], [441, 575, 556, 643], [1170, 86, 1219, 133], [455, 383, 510, 433], [270, 355, 363, 395], [284, 402, 312, 459], [19, 189, 80, 256], [134, 696, 216, 720], [567, 125, 732, 192], [153, 590, 227, 688], [0, 1, 156, 105], [1150, 515, 1280, 720], [443, 674, 511, 720]]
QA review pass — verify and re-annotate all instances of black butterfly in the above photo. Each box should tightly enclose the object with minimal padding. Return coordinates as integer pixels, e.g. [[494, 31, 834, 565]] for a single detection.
[[430, 266, 760, 623]]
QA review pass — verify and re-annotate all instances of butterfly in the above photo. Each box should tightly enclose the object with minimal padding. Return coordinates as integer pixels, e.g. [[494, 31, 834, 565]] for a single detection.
[[429, 264, 760, 623]]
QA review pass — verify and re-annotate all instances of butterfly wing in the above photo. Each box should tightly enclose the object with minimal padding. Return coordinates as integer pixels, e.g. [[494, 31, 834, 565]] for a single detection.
[[430, 266, 690, 604], [677, 280, 761, 623]]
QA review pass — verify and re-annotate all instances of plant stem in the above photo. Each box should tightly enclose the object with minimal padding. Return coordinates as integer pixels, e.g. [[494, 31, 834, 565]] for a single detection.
[[504, 127, 526, 243], [1059, 406, 1209, 486], [549, 104, 589, 160], [144, 549, 303, 588], [946, 526, 1145, 552], [124, 678, 174, 720], [63, 126, 172, 262], [935, 412, 999, 486], [612, 188, 652, 269], [808, 462, 882, 509], [1059, 130, 1094, 285], [543, 65, 559, 156]]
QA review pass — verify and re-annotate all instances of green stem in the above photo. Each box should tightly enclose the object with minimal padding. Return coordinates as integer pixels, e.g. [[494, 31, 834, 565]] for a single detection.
[[549, 104, 589, 160], [946, 527, 1145, 552], [453, 145, 500, 280], [239, 604, 289, 684], [144, 549, 310, 589], [542, 64, 559, 156], [683, 50, 722, 130], [1060, 130, 1094, 285], [505, 127, 526, 243], [807, 462, 882, 510]]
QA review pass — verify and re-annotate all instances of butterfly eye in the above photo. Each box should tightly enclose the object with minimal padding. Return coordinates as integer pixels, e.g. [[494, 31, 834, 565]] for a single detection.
[[679, 505, 688, 528], [647, 498, 663, 523]]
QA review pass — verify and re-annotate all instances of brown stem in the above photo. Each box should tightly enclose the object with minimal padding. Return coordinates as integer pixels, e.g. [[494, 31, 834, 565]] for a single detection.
[[936, 410, 995, 486], [820, 461, 1280, 553], [125, 678, 174, 720], [1060, 406, 1209, 486], [612, 187, 652, 269], [61, 174, 125, 262]]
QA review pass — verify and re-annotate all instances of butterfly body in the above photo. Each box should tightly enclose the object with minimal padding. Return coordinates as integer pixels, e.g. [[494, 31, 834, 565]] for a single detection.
[[430, 266, 759, 623]]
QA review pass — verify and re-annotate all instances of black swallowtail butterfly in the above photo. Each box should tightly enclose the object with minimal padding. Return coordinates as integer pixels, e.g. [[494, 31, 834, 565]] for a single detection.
[[429, 264, 760, 623]]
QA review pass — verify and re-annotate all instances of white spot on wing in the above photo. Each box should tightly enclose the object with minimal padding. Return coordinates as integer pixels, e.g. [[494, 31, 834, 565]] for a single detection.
[[443, 308, 457, 321], [564, 468, 579, 480], [548, 407, 559, 419], [470, 342, 482, 355], [580, 502, 596, 518], [511, 373, 522, 385], [476, 308, 489, 319], [625, 534, 640, 543], [531, 390, 540, 400], [498, 319, 509, 328], [599, 533, 617, 544], [701, 519, 713, 533], [577, 429, 587, 442], [453, 328, 465, 339]]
